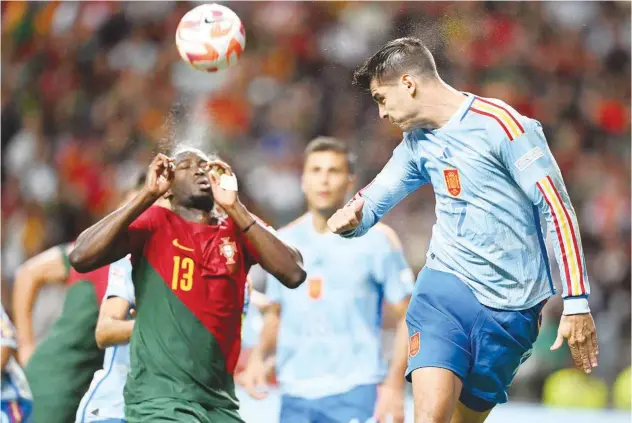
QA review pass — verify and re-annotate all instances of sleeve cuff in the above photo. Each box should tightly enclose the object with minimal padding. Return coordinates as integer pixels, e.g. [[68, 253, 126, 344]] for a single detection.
[[563, 297, 590, 315]]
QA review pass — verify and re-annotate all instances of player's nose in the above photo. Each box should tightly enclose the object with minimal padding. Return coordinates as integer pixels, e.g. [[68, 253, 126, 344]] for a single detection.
[[378, 105, 388, 120]]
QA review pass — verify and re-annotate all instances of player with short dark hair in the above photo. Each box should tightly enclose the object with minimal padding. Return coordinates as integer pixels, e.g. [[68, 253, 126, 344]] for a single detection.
[[69, 148, 306, 423], [242, 137, 413, 423], [329, 37, 598, 423]]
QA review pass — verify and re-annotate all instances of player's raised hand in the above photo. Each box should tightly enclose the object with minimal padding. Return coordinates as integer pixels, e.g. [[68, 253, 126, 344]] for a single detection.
[[144, 154, 175, 198], [206, 159, 239, 209], [327, 197, 365, 234], [551, 313, 599, 373]]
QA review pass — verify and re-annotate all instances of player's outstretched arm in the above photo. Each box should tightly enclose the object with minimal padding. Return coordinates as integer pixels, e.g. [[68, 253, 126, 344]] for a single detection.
[[207, 160, 306, 289], [69, 154, 174, 272], [12, 244, 70, 365], [95, 258, 135, 349], [497, 121, 597, 373], [328, 140, 427, 238]]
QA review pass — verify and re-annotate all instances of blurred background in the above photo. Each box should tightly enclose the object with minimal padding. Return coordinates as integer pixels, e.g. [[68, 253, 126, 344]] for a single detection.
[[1, 1, 630, 420]]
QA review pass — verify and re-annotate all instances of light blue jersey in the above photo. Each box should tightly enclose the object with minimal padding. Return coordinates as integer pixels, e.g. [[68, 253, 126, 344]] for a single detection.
[[75, 257, 134, 423], [1, 306, 32, 407], [344, 93, 590, 315], [267, 213, 414, 399]]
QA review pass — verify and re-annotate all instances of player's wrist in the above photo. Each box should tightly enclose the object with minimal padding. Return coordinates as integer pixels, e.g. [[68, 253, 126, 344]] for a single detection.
[[562, 297, 590, 315]]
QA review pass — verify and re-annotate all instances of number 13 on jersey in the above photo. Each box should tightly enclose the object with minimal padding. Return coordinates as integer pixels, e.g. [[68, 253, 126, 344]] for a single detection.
[[172, 256, 194, 291]]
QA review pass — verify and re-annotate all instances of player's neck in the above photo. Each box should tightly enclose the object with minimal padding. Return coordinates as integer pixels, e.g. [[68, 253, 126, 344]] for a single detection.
[[310, 209, 333, 233], [414, 82, 466, 129], [172, 204, 215, 225]]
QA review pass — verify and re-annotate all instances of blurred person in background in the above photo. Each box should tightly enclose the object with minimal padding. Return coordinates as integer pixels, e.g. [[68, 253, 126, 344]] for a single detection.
[[12, 240, 106, 423], [242, 137, 414, 423], [328, 37, 598, 423], [1, 305, 32, 423]]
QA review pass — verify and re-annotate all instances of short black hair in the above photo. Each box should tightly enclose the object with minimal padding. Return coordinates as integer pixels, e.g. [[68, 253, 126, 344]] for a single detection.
[[352, 37, 438, 90], [304, 137, 356, 174]]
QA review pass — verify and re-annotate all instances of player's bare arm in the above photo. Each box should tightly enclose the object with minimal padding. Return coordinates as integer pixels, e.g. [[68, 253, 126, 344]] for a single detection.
[[241, 303, 280, 400], [12, 245, 69, 365], [95, 297, 135, 349], [69, 154, 175, 272], [0, 346, 13, 371], [373, 299, 408, 423], [207, 160, 306, 288]]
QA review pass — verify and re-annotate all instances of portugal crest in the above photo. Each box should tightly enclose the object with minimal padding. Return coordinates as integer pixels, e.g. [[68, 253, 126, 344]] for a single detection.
[[443, 168, 461, 197], [219, 237, 237, 265]]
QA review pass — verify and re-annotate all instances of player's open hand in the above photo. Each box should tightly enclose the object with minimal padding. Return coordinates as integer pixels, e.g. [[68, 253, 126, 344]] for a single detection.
[[373, 383, 405, 423], [206, 159, 239, 209], [551, 313, 598, 373], [239, 353, 271, 400], [144, 154, 175, 199], [327, 197, 364, 234]]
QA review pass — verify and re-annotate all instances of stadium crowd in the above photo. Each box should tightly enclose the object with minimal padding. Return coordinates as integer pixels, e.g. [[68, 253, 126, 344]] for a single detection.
[[1, 1, 630, 408]]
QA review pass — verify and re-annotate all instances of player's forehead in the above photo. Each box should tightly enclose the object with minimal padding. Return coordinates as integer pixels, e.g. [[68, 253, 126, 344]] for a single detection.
[[369, 78, 390, 99], [173, 147, 211, 164], [305, 150, 346, 168]]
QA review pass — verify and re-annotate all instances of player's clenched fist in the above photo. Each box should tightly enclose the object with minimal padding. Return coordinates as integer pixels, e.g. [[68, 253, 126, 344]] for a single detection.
[[144, 153, 175, 198], [327, 197, 365, 234]]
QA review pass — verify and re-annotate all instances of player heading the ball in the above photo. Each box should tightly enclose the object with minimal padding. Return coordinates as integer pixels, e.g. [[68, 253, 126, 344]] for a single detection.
[[328, 37, 598, 423]]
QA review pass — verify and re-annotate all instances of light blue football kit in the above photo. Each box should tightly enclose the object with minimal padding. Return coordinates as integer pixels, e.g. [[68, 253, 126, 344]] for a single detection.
[[75, 258, 135, 423], [342, 93, 591, 409], [1, 306, 32, 423], [267, 214, 414, 423]]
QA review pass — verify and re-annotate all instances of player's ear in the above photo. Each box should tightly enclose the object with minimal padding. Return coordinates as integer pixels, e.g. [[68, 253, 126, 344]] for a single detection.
[[401, 74, 416, 97], [347, 174, 356, 192]]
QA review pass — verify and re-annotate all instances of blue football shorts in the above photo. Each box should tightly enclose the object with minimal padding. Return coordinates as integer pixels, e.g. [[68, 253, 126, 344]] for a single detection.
[[279, 384, 377, 423], [405, 267, 545, 412]]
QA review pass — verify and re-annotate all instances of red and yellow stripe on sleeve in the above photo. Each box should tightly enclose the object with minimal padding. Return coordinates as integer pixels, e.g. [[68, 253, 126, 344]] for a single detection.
[[469, 98, 525, 141], [536, 176, 586, 296]]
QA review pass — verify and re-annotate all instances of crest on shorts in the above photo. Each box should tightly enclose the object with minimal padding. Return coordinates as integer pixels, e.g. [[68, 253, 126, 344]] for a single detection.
[[307, 276, 323, 300], [443, 168, 461, 197], [219, 237, 237, 265], [409, 332, 420, 357]]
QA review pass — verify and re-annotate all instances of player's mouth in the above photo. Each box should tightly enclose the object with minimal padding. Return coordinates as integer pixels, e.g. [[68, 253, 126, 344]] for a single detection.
[[197, 177, 211, 191], [316, 191, 331, 199]]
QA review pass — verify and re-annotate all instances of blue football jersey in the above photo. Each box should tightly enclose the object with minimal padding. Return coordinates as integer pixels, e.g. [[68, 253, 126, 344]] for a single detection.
[[0, 306, 32, 404], [266, 213, 414, 399], [76, 257, 135, 423], [344, 93, 590, 315]]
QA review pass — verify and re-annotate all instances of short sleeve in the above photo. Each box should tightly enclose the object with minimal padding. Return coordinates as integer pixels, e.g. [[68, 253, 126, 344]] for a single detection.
[[1, 306, 17, 350], [104, 257, 135, 304], [371, 225, 415, 304]]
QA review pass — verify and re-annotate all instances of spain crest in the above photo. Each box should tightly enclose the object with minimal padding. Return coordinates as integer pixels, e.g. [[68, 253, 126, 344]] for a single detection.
[[307, 276, 323, 300], [443, 168, 461, 197], [219, 237, 237, 265], [409, 332, 420, 357]]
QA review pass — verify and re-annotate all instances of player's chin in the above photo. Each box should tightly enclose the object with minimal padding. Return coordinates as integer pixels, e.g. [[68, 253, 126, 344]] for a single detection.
[[189, 193, 215, 210]]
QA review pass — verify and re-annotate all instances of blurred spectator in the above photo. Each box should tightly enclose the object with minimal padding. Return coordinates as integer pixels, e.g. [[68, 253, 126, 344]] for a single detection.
[[1, 1, 629, 405]]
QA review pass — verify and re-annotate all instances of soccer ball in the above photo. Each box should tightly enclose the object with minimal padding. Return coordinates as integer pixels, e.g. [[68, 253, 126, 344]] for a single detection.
[[175, 3, 246, 73]]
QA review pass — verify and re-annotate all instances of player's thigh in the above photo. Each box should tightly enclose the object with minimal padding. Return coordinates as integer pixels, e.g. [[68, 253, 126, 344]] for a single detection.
[[449, 402, 491, 423], [410, 367, 462, 423], [460, 301, 544, 410], [279, 395, 312, 423], [316, 384, 377, 423], [405, 268, 480, 384]]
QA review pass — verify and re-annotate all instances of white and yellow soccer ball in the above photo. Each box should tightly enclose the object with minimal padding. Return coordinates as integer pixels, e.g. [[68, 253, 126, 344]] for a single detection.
[[175, 3, 246, 73]]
